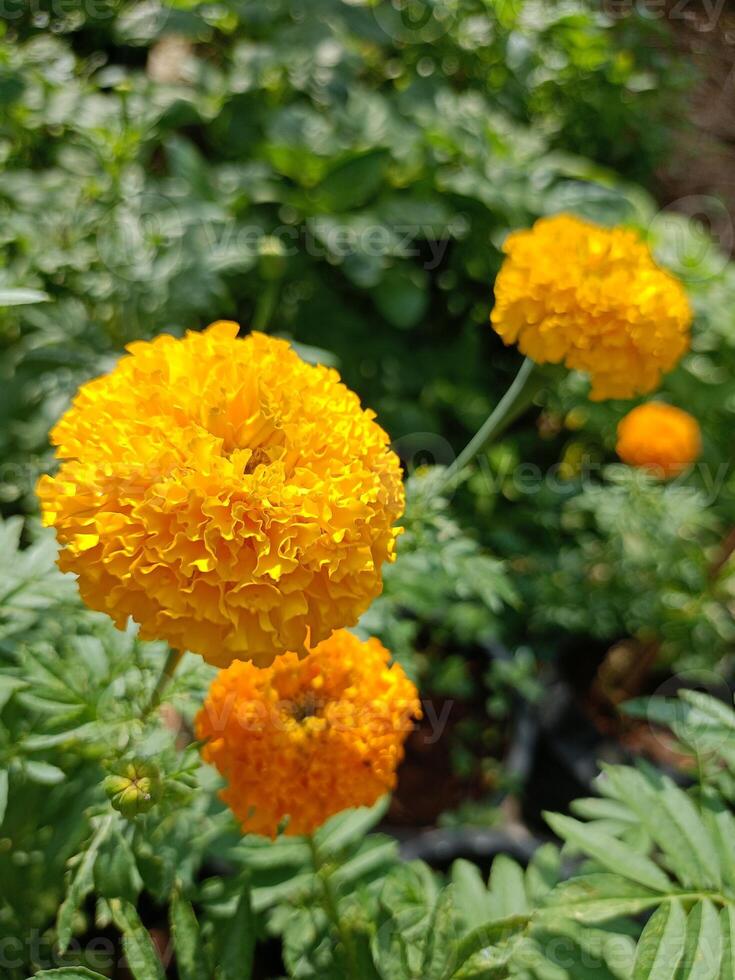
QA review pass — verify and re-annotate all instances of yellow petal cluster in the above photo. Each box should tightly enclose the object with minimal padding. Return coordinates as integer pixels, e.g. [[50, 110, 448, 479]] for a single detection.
[[490, 214, 692, 401], [195, 630, 421, 837], [37, 322, 404, 666], [616, 402, 701, 478]]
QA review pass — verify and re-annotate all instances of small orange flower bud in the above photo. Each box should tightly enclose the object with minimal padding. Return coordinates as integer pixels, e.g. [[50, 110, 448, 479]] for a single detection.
[[616, 402, 701, 478]]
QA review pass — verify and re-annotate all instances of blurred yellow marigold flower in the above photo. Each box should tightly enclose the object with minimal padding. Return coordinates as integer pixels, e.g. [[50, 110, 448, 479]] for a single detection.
[[195, 629, 421, 837], [490, 214, 692, 401], [37, 322, 404, 667], [616, 402, 701, 478]]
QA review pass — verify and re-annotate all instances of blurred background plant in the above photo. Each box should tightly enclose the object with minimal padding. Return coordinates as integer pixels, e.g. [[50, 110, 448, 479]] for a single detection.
[[2, 0, 735, 973]]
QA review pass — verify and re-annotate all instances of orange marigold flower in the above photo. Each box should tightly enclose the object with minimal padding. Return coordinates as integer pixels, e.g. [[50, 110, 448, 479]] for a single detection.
[[195, 630, 421, 837], [37, 323, 404, 667], [616, 402, 701, 478], [490, 214, 692, 401]]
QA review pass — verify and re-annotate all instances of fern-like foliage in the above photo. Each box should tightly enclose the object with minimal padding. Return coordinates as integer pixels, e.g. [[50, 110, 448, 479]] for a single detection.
[[444, 689, 735, 979]]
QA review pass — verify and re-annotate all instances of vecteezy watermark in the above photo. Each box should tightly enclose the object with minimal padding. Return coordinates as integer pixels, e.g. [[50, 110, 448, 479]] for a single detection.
[[93, 189, 459, 284], [370, 0, 461, 44], [199, 695, 452, 745], [648, 196, 734, 285], [0, 932, 117, 971], [602, 0, 728, 30], [408, 448, 733, 509], [0, 0, 124, 21]]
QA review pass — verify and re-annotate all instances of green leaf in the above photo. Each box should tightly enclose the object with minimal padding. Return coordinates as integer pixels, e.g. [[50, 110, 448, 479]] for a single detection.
[[24, 760, 66, 785], [678, 900, 722, 979], [94, 829, 143, 904], [372, 264, 429, 329], [544, 811, 672, 893], [0, 769, 7, 828], [214, 878, 255, 980], [524, 844, 561, 903], [443, 914, 530, 980], [57, 816, 113, 953], [701, 791, 735, 892], [313, 150, 388, 211], [110, 898, 166, 980], [488, 855, 528, 917], [632, 900, 686, 979], [34, 970, 108, 979], [452, 859, 495, 930], [170, 890, 209, 980], [721, 906, 735, 980], [422, 884, 457, 980], [542, 873, 662, 923], [0, 675, 29, 711], [602, 765, 719, 889], [314, 797, 389, 856], [0, 287, 50, 306]]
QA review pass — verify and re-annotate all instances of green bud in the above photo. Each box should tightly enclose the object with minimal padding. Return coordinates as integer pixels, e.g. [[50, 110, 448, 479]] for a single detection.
[[257, 236, 287, 281], [104, 760, 162, 819]]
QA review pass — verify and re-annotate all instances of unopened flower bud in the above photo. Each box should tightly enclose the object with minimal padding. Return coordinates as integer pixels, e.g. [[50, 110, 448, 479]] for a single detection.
[[104, 760, 162, 819]]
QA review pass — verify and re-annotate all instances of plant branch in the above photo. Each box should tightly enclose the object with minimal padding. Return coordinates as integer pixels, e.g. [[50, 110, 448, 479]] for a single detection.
[[307, 835, 360, 980], [442, 357, 541, 489], [143, 646, 184, 718]]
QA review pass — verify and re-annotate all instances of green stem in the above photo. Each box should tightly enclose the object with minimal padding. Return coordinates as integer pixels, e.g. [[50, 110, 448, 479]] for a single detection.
[[443, 357, 540, 488], [143, 646, 184, 718], [307, 835, 360, 980], [252, 280, 279, 333]]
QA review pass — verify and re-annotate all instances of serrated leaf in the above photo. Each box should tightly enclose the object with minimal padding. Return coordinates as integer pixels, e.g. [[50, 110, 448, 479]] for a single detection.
[[602, 765, 718, 889], [452, 859, 495, 930], [448, 915, 531, 979], [531, 919, 632, 980], [214, 878, 255, 980], [570, 797, 637, 823], [544, 812, 672, 893], [110, 898, 166, 980], [701, 791, 735, 892], [57, 816, 113, 953], [542, 873, 662, 923], [331, 836, 398, 892], [0, 675, 29, 712], [314, 797, 389, 856], [422, 884, 457, 980], [488, 855, 528, 917], [525, 844, 561, 903], [679, 691, 735, 731], [632, 900, 686, 979], [94, 830, 142, 904], [678, 900, 722, 979], [170, 890, 209, 980]]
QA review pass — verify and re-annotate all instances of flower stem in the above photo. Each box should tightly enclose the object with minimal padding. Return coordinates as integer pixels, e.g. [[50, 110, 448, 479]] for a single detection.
[[442, 357, 540, 488], [252, 280, 279, 333], [307, 835, 360, 980], [143, 646, 184, 718]]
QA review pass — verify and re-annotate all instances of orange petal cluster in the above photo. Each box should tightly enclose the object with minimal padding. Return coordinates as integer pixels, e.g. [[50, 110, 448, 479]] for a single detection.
[[195, 630, 421, 837], [37, 322, 404, 666], [490, 214, 692, 401], [616, 402, 701, 478]]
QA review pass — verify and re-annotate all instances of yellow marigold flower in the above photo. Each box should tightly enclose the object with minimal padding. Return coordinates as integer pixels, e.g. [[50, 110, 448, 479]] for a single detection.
[[195, 630, 421, 837], [616, 402, 701, 478], [490, 214, 692, 401], [37, 323, 404, 667]]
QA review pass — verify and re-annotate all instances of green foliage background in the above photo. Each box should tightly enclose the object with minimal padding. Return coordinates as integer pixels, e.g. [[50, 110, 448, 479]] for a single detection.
[[1, 1, 735, 975]]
